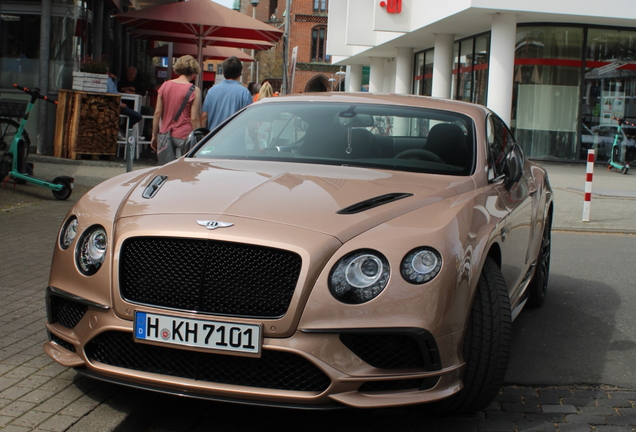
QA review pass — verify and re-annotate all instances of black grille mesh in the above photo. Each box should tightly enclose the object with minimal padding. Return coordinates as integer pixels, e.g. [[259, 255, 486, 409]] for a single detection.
[[340, 333, 425, 369], [119, 238, 302, 318], [49, 295, 88, 329], [85, 331, 331, 392]]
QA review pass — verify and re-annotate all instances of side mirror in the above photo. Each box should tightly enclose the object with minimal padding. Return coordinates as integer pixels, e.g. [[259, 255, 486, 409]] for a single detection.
[[185, 127, 210, 154], [503, 144, 524, 190]]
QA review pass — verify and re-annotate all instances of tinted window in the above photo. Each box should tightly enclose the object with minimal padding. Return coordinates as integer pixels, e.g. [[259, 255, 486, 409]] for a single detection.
[[195, 102, 475, 176], [487, 114, 516, 177]]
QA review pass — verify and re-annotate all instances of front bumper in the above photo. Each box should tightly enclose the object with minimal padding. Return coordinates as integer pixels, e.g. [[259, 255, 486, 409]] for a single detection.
[[45, 286, 465, 409]]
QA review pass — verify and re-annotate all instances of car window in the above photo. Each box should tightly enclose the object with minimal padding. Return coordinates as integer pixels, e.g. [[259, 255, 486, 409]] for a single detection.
[[487, 114, 517, 178], [195, 102, 475, 176]]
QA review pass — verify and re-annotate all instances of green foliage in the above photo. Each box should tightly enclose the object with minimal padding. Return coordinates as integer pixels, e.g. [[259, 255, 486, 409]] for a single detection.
[[79, 56, 109, 74]]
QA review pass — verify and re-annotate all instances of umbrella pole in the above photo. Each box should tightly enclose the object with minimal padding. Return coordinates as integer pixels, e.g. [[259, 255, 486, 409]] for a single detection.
[[196, 31, 204, 89], [168, 42, 174, 80]]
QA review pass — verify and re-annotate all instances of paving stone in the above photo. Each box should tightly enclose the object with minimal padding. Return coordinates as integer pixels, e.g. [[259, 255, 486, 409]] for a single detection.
[[32, 397, 73, 414], [1, 425, 35, 432], [503, 387, 537, 396], [563, 398, 600, 407], [571, 389, 609, 399], [11, 410, 51, 429], [0, 385, 32, 401], [600, 397, 635, 408], [556, 423, 592, 432], [578, 405, 618, 416], [525, 412, 567, 423], [495, 394, 525, 403], [594, 426, 635, 432], [15, 374, 52, 390], [564, 414, 606, 424], [516, 422, 558, 431], [605, 410, 636, 425], [486, 410, 525, 422], [37, 414, 80, 432], [543, 405, 578, 413], [0, 377, 20, 392], [539, 389, 575, 399], [0, 401, 37, 417], [18, 389, 57, 404], [501, 402, 540, 413], [525, 395, 562, 405], [61, 395, 101, 418]]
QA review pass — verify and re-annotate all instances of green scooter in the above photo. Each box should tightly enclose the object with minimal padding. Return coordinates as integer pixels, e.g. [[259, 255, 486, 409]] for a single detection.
[[1, 84, 74, 200], [607, 116, 632, 175]]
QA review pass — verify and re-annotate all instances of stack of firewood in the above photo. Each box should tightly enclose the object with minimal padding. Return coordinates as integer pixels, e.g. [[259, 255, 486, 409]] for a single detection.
[[54, 90, 121, 159]]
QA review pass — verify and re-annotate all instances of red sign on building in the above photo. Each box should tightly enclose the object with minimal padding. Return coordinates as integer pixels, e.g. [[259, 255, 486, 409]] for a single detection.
[[379, 0, 402, 14]]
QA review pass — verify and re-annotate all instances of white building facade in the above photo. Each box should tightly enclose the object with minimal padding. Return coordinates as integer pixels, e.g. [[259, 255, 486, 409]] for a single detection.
[[327, 0, 636, 162]]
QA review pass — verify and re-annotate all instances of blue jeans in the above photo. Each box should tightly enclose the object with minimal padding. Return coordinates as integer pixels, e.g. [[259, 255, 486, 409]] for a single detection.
[[121, 106, 142, 127]]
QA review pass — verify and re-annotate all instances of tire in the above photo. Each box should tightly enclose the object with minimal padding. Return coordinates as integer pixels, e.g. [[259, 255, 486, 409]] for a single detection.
[[52, 176, 73, 201], [622, 166, 629, 175], [431, 257, 512, 414], [0, 119, 30, 152], [526, 211, 552, 308]]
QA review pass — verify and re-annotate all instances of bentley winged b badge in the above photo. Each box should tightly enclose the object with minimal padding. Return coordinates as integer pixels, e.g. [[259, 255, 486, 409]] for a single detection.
[[196, 220, 234, 230]]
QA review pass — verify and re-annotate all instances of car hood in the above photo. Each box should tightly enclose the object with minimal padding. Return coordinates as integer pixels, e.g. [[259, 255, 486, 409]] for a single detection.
[[114, 159, 476, 242]]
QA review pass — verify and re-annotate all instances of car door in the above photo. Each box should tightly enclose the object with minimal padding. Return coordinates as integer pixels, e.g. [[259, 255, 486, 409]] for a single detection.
[[487, 114, 536, 299]]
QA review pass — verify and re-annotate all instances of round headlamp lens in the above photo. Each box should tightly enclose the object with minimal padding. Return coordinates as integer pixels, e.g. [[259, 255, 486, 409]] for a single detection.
[[329, 250, 390, 304], [76, 225, 108, 275], [401, 247, 442, 284], [60, 217, 78, 250]]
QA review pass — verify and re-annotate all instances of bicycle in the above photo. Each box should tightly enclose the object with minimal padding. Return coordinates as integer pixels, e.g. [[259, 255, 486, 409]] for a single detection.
[[0, 84, 74, 200]]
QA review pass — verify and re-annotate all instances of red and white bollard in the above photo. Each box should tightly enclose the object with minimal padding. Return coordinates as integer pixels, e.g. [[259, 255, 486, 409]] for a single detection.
[[582, 149, 595, 222]]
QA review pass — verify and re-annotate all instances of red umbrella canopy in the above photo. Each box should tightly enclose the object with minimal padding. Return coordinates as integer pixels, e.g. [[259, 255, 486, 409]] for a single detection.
[[147, 43, 255, 62], [114, 0, 282, 43], [132, 29, 275, 51]]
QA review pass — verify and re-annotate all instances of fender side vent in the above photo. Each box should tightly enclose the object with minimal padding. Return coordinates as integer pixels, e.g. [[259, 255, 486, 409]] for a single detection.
[[142, 175, 168, 199], [337, 193, 413, 215]]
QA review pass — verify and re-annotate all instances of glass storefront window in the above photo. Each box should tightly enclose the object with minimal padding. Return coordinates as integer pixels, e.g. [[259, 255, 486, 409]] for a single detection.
[[512, 26, 583, 160], [583, 29, 636, 162], [450, 35, 489, 105], [413, 49, 433, 96]]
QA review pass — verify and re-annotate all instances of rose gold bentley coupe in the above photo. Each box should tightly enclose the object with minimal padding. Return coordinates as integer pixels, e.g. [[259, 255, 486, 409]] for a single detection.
[[45, 93, 553, 413]]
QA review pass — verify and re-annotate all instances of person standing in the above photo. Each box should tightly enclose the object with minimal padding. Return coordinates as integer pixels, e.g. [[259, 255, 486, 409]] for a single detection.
[[151, 55, 202, 164], [257, 81, 274, 101], [201, 56, 252, 130]]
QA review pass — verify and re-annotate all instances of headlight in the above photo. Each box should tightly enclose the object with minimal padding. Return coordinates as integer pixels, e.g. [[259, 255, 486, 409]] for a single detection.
[[401, 247, 442, 284], [329, 250, 390, 304], [59, 216, 78, 250], [76, 225, 108, 275]]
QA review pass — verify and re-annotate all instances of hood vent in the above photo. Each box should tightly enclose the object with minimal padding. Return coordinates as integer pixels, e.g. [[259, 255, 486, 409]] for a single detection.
[[142, 175, 168, 199], [337, 193, 413, 215]]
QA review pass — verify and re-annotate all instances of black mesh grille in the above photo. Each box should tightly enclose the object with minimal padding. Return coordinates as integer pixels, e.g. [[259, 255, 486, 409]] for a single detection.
[[49, 295, 88, 329], [359, 377, 439, 392], [119, 237, 302, 318], [340, 333, 426, 369], [85, 331, 331, 392]]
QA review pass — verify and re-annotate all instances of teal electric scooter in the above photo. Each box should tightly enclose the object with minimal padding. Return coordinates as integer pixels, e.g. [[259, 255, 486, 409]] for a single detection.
[[0, 84, 74, 200], [607, 116, 632, 175]]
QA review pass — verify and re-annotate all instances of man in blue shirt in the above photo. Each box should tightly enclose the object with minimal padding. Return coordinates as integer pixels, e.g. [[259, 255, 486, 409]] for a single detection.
[[201, 56, 252, 131], [108, 71, 142, 139]]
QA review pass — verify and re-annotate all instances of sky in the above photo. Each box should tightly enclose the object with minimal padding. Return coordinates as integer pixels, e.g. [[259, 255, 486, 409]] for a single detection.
[[211, 0, 235, 9]]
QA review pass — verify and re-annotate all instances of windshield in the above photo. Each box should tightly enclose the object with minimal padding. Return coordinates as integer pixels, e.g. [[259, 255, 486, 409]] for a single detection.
[[194, 102, 475, 175]]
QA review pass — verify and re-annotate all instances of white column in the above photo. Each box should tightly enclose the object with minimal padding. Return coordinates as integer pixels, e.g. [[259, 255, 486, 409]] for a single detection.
[[432, 34, 454, 99], [348, 64, 363, 92], [384, 58, 395, 93], [395, 47, 414, 94], [487, 13, 517, 126], [369, 57, 385, 93]]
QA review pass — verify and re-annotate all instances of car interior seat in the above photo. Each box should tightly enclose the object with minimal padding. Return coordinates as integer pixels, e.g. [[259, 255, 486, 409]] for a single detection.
[[424, 123, 468, 168]]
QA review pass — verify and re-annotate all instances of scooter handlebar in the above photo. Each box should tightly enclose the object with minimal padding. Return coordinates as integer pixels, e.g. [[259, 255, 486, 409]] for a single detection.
[[13, 84, 58, 105]]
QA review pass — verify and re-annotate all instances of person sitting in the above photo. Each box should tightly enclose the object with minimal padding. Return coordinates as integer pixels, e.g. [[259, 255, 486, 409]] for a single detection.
[[118, 66, 145, 95], [108, 71, 142, 140]]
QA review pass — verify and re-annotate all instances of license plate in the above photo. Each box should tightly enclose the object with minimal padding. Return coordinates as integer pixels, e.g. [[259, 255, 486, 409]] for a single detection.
[[134, 312, 261, 355]]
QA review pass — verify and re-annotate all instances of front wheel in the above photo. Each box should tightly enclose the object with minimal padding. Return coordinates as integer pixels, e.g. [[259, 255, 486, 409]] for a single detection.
[[51, 176, 73, 200], [431, 257, 511, 414]]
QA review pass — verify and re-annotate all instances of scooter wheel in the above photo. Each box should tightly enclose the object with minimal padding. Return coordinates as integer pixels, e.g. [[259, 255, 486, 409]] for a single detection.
[[622, 166, 629, 175], [52, 176, 73, 200]]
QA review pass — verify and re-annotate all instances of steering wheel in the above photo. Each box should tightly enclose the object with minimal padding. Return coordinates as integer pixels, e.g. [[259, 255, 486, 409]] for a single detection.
[[394, 149, 443, 163]]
